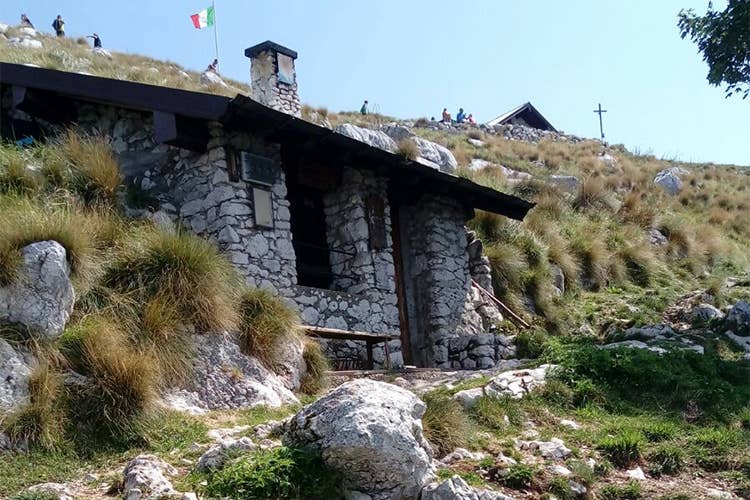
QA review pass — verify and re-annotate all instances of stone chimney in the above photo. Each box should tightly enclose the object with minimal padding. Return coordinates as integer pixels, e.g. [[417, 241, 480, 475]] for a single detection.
[[244, 41, 301, 117]]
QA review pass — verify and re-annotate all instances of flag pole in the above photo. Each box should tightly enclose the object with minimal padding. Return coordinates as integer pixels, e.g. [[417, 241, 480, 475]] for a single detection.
[[212, 0, 219, 62]]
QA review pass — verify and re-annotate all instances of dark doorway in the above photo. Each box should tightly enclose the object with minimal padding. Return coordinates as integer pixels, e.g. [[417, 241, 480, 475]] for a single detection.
[[286, 180, 333, 289]]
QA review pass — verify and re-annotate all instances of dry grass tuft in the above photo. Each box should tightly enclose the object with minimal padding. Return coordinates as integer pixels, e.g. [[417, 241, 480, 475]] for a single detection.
[[57, 130, 122, 205], [300, 339, 329, 395], [237, 288, 301, 372], [396, 138, 420, 160], [104, 229, 240, 332], [421, 391, 470, 457]]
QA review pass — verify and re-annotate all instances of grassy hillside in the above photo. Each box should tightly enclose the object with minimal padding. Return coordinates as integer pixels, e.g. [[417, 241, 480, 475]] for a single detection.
[[0, 25, 250, 97]]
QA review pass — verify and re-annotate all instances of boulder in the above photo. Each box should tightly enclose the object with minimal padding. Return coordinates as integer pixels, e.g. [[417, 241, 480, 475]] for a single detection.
[[421, 475, 514, 500], [440, 448, 488, 465], [654, 167, 689, 195], [0, 23, 9, 34], [200, 70, 228, 88], [725, 300, 750, 334], [335, 124, 397, 153], [272, 336, 306, 391], [624, 324, 674, 340], [626, 466, 646, 481], [284, 379, 435, 499], [412, 137, 457, 173], [517, 437, 571, 460], [649, 228, 668, 246], [0, 241, 75, 339], [26, 483, 73, 500], [123, 455, 179, 500], [18, 27, 37, 37], [196, 436, 256, 471], [484, 364, 557, 399], [7, 37, 43, 49], [380, 124, 414, 142], [163, 332, 298, 412], [0, 339, 31, 412], [548, 175, 581, 193], [92, 47, 112, 58], [691, 303, 724, 323], [469, 159, 492, 171], [453, 387, 484, 409]]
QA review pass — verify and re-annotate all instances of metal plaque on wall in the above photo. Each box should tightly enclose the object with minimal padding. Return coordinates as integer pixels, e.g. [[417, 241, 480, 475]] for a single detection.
[[277, 53, 295, 84]]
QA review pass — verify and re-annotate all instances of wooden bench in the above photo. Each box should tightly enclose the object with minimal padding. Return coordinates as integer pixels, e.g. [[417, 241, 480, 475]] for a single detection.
[[303, 325, 400, 370]]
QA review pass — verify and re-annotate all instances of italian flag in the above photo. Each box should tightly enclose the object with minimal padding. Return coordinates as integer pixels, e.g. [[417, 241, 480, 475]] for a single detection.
[[190, 6, 215, 29]]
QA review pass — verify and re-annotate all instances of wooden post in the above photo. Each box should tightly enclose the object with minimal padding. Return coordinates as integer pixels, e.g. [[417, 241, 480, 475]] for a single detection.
[[366, 341, 374, 370]]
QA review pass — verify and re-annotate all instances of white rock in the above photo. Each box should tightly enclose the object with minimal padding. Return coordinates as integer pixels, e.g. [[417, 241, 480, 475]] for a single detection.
[[600, 340, 667, 354], [468, 138, 485, 147], [27, 483, 74, 500], [413, 137, 458, 173], [0, 23, 9, 34], [725, 330, 750, 353], [441, 448, 488, 465], [569, 481, 587, 496], [421, 475, 514, 500], [485, 364, 557, 399], [196, 436, 256, 471], [335, 123, 397, 153], [163, 332, 299, 411], [0, 339, 31, 412], [548, 175, 581, 193], [705, 488, 735, 499], [0, 241, 75, 338], [18, 27, 37, 37], [626, 466, 646, 481], [558, 419, 581, 430], [517, 438, 571, 460], [469, 159, 492, 171], [284, 379, 435, 499], [654, 167, 688, 195], [548, 464, 572, 476], [123, 455, 179, 500], [92, 47, 112, 58], [624, 324, 675, 339], [200, 70, 228, 88], [7, 37, 43, 49], [453, 387, 484, 409]]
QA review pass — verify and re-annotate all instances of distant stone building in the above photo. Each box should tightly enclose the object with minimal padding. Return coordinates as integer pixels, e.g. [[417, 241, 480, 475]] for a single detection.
[[486, 101, 556, 132], [0, 41, 533, 369]]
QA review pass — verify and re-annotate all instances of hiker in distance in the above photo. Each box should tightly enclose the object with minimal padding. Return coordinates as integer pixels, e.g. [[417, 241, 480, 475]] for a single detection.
[[21, 14, 34, 28], [360, 100, 369, 115], [207, 58, 219, 73], [87, 33, 102, 48], [52, 15, 65, 37]]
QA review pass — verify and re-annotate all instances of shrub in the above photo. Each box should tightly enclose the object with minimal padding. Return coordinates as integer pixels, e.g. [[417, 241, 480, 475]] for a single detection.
[[206, 446, 343, 500], [515, 327, 548, 359], [104, 229, 240, 332], [237, 288, 301, 371], [648, 443, 684, 476], [640, 420, 678, 442], [546, 476, 573, 499], [619, 244, 656, 287], [598, 481, 642, 500], [568, 459, 596, 486], [597, 429, 644, 467], [421, 391, 470, 456], [0, 158, 40, 195], [396, 138, 419, 160], [300, 339, 329, 395], [500, 463, 537, 489], [1, 362, 64, 450], [573, 176, 617, 212], [57, 130, 122, 205], [67, 317, 156, 443]]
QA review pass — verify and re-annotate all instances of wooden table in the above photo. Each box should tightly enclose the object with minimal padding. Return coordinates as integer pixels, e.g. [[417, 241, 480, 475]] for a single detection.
[[303, 325, 400, 370]]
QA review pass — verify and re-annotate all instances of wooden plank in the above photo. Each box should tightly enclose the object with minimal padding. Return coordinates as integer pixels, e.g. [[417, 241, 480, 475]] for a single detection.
[[304, 325, 399, 343], [471, 279, 531, 329]]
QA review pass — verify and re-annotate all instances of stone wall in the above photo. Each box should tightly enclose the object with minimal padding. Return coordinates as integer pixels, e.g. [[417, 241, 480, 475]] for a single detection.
[[249, 49, 301, 117]]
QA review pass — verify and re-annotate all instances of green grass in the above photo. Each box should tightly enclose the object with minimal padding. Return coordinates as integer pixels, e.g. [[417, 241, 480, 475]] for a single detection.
[[499, 463, 537, 489], [598, 481, 643, 500], [205, 446, 343, 500], [421, 391, 471, 456], [598, 429, 644, 467]]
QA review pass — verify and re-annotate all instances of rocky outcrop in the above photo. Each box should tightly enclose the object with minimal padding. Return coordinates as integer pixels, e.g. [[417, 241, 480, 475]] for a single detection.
[[0, 339, 31, 412], [548, 175, 581, 194], [453, 364, 557, 407], [380, 124, 457, 173], [421, 475, 514, 500], [123, 455, 180, 500], [163, 332, 298, 412], [196, 436, 256, 471], [284, 379, 435, 499], [25, 483, 74, 500], [200, 70, 227, 88], [335, 124, 397, 152], [654, 167, 689, 195], [517, 437, 572, 460], [725, 300, 750, 335], [0, 241, 75, 338]]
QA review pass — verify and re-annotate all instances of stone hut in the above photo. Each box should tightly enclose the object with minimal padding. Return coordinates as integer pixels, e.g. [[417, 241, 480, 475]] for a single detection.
[[0, 42, 533, 369]]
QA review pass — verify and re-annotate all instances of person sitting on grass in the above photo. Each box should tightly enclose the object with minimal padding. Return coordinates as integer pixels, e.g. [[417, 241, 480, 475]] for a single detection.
[[441, 108, 451, 123], [52, 15, 65, 37], [456, 108, 466, 123], [207, 58, 219, 73], [467, 113, 476, 125], [87, 33, 102, 48], [21, 14, 34, 28]]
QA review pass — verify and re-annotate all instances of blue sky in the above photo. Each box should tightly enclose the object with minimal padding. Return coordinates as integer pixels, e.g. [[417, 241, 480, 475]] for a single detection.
[[9, 1, 748, 165]]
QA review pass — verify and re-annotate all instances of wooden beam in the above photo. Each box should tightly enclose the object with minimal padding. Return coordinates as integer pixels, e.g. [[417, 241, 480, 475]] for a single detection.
[[304, 325, 399, 342]]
